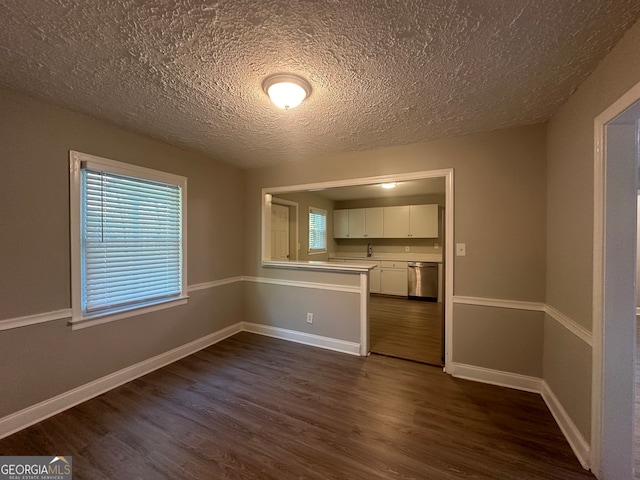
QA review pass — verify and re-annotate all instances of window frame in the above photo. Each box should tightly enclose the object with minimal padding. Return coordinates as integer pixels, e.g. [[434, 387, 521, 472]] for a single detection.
[[308, 206, 328, 255], [69, 150, 188, 330]]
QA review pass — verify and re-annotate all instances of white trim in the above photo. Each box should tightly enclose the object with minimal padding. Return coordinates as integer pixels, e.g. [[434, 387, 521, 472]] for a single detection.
[[544, 305, 593, 346], [263, 193, 273, 262], [68, 150, 188, 329], [541, 381, 591, 470], [262, 260, 375, 274], [263, 168, 455, 194], [452, 295, 545, 312], [592, 79, 640, 476], [0, 313, 591, 472], [416, 362, 592, 470], [592, 109, 606, 478], [241, 322, 361, 356], [69, 296, 189, 331], [0, 275, 355, 332], [449, 362, 542, 393], [188, 277, 244, 292], [359, 272, 369, 356], [636, 307, 640, 316], [444, 169, 454, 372], [260, 168, 455, 371], [452, 296, 594, 346], [0, 309, 72, 332], [243, 275, 361, 293], [0, 322, 242, 440]]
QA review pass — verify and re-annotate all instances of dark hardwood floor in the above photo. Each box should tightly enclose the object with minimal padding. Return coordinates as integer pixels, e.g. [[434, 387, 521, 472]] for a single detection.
[[0, 332, 593, 479], [370, 294, 443, 366]]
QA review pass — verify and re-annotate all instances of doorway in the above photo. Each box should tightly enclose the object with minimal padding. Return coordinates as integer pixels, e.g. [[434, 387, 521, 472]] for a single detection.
[[369, 295, 444, 365], [593, 86, 640, 478], [262, 169, 454, 367], [271, 203, 290, 261]]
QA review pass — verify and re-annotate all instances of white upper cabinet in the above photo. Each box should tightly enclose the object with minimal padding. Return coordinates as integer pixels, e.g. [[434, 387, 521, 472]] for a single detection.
[[409, 204, 438, 238], [382, 206, 410, 237], [335, 204, 438, 239], [348, 208, 366, 237], [363, 207, 383, 237], [383, 204, 438, 238], [333, 209, 350, 238], [333, 207, 384, 238]]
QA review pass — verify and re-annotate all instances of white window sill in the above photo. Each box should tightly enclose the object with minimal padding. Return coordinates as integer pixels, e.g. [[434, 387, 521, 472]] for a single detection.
[[307, 250, 327, 255], [69, 295, 189, 331]]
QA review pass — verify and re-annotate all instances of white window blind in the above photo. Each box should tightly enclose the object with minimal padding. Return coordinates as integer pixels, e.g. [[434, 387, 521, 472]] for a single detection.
[[80, 167, 183, 315], [308, 207, 327, 253]]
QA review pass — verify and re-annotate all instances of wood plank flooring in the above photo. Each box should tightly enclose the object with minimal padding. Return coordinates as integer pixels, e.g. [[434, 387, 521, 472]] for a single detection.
[[370, 294, 443, 366], [0, 332, 594, 479]]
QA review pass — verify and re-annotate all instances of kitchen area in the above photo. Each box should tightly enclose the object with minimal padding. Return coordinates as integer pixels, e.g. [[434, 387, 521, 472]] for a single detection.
[[328, 198, 445, 366], [267, 176, 446, 366]]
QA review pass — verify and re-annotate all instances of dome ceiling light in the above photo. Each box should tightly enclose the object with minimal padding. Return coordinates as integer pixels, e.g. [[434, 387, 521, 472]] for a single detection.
[[380, 182, 398, 189], [263, 74, 312, 110]]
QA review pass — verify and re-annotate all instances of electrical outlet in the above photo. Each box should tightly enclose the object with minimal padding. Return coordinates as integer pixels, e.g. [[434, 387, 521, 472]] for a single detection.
[[306, 312, 313, 324], [405, 246, 410, 252]]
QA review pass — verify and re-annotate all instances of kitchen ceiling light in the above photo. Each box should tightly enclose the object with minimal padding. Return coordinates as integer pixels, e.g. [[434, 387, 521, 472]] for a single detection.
[[380, 182, 397, 189], [263, 74, 311, 110]]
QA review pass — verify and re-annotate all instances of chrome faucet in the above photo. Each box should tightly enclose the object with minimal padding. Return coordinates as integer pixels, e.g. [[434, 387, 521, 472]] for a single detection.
[[367, 242, 373, 257]]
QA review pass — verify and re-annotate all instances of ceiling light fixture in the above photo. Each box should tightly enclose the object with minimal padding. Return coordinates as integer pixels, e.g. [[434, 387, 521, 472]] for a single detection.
[[263, 74, 312, 110], [380, 182, 397, 189]]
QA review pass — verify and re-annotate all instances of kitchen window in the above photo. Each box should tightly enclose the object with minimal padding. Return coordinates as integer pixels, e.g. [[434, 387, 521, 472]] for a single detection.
[[308, 206, 327, 254], [69, 151, 188, 329]]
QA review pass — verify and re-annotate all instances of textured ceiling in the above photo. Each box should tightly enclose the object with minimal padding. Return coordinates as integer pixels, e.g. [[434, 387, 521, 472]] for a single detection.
[[1, 1, 639, 169]]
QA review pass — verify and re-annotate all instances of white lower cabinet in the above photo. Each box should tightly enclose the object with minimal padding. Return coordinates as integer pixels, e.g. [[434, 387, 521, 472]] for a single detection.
[[339, 259, 381, 293], [380, 261, 408, 296], [369, 265, 381, 293]]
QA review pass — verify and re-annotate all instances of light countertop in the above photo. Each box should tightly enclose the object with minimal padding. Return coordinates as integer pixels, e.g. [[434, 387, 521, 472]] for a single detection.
[[329, 252, 443, 263]]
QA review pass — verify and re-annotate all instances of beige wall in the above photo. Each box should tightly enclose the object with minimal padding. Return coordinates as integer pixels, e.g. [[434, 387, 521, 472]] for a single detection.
[[273, 191, 337, 262], [245, 124, 547, 373], [545, 16, 640, 473], [247, 124, 547, 301], [453, 305, 544, 377], [245, 283, 361, 342], [0, 86, 245, 417], [546, 20, 640, 328]]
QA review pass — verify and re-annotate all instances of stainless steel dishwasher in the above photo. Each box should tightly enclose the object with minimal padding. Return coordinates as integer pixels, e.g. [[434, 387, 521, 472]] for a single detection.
[[407, 262, 438, 300]]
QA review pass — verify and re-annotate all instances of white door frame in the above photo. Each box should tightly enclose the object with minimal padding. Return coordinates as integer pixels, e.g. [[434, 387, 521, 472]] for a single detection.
[[592, 80, 640, 477], [262, 168, 454, 369]]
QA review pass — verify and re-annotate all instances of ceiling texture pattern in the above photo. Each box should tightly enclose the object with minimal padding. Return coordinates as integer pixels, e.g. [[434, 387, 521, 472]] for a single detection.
[[1, 1, 639, 168]]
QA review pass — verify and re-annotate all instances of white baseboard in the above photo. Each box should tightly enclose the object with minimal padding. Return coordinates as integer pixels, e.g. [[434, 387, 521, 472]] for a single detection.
[[449, 362, 590, 471], [449, 362, 543, 393], [0, 323, 589, 475], [541, 381, 590, 470], [0, 322, 242, 440], [0, 321, 359, 440], [242, 322, 361, 356]]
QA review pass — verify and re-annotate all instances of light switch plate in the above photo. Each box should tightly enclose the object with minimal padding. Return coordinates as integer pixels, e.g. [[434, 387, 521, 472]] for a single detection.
[[456, 243, 466, 256]]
